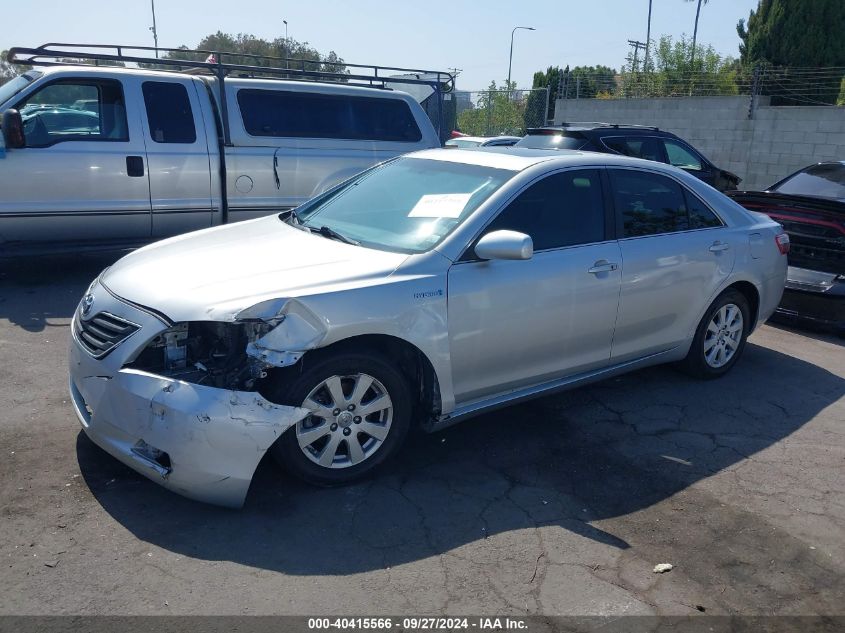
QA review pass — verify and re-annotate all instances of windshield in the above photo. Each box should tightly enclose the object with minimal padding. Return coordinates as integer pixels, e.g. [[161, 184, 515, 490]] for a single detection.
[[515, 132, 588, 150], [295, 157, 515, 253], [0, 72, 41, 108], [773, 163, 845, 202]]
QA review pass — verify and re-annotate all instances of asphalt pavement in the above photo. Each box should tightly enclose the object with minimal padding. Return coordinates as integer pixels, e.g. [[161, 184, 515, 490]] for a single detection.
[[0, 253, 843, 616]]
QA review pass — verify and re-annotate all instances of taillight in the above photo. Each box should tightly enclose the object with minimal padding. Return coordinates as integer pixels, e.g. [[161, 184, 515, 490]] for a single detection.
[[775, 232, 790, 255]]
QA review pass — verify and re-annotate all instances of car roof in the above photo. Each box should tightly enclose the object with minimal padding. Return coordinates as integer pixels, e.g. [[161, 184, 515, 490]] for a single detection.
[[528, 124, 664, 134], [409, 147, 682, 172]]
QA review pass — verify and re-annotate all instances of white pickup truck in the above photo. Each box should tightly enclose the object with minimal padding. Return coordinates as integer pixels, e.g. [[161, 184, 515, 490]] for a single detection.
[[0, 44, 451, 255]]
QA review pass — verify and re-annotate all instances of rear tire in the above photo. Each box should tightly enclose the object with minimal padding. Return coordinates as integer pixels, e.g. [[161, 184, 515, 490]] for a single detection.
[[267, 351, 412, 486], [679, 289, 750, 379]]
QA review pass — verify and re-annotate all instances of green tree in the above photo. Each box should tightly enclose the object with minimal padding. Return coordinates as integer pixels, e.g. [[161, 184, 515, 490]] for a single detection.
[[457, 80, 528, 136], [527, 65, 617, 120], [737, 0, 845, 104], [148, 31, 347, 79], [1, 49, 31, 86], [530, 66, 563, 117], [568, 65, 617, 98], [625, 35, 739, 97]]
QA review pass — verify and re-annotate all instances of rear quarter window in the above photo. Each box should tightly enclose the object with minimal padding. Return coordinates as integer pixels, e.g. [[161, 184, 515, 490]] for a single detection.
[[515, 133, 587, 150], [237, 89, 422, 142]]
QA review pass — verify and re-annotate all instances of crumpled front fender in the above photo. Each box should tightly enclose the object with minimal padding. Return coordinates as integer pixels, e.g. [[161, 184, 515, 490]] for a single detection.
[[238, 298, 328, 368]]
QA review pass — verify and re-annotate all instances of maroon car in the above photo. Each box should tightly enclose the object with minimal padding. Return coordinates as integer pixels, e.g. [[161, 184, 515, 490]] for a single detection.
[[728, 162, 845, 333]]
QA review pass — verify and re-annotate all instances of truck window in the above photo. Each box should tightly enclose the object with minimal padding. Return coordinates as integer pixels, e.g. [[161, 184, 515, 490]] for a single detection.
[[15, 79, 128, 147], [142, 81, 197, 144], [237, 89, 422, 142]]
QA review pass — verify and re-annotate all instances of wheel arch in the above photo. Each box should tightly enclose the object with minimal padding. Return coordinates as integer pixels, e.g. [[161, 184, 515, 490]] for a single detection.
[[263, 333, 442, 428], [688, 275, 763, 343], [726, 280, 760, 329]]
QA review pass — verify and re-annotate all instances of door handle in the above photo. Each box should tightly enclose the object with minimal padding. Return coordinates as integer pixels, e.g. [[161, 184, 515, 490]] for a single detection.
[[709, 241, 730, 253], [126, 156, 145, 177], [588, 260, 619, 274]]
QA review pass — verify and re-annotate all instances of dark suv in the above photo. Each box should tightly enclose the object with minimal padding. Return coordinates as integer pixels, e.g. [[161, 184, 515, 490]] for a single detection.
[[515, 123, 741, 192]]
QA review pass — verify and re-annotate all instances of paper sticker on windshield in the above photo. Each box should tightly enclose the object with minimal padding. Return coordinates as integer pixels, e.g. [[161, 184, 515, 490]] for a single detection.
[[408, 193, 472, 218]]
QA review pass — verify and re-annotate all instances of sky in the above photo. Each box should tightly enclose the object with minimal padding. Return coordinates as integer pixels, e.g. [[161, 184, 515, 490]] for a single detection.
[[2, 0, 761, 90]]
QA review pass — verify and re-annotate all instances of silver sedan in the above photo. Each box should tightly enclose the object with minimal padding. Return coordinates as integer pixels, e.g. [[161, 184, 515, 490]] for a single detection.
[[68, 149, 788, 506]]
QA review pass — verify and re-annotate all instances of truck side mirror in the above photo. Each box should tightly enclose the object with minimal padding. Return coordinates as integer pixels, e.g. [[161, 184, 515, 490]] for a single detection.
[[2, 109, 25, 149]]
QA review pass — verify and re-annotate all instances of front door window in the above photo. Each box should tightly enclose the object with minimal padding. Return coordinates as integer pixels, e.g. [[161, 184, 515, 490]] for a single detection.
[[17, 80, 128, 147]]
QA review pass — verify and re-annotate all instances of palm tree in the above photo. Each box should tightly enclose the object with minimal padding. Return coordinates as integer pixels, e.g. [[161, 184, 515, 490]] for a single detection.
[[685, 0, 710, 69]]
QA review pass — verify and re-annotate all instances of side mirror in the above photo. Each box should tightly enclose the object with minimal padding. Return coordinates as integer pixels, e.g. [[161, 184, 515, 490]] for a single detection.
[[2, 109, 25, 149], [474, 230, 533, 261]]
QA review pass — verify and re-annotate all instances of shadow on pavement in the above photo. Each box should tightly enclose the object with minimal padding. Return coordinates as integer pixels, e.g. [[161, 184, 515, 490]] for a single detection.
[[765, 318, 844, 347], [76, 340, 845, 576], [0, 253, 120, 332]]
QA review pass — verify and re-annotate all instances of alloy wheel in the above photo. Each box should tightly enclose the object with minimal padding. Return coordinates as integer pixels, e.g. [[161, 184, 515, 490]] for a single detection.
[[703, 303, 744, 368], [295, 373, 393, 469]]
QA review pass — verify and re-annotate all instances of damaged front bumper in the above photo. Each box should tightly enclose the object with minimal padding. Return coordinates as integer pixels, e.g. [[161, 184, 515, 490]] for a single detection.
[[68, 285, 310, 508]]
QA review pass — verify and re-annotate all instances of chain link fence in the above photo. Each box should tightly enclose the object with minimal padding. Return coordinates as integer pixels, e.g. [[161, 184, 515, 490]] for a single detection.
[[552, 65, 845, 106], [452, 88, 550, 137]]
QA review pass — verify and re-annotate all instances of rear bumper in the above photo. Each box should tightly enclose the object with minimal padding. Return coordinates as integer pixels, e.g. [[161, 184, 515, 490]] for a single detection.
[[773, 266, 845, 331]]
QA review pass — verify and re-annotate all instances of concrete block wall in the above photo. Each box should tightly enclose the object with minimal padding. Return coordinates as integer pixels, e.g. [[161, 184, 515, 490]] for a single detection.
[[552, 96, 845, 190]]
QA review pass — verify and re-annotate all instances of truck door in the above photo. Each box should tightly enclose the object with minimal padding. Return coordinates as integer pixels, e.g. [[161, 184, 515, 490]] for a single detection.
[[0, 77, 152, 249], [140, 79, 213, 238]]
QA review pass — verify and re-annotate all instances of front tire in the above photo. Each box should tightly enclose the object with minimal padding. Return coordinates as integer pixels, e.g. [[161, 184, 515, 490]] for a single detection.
[[267, 351, 412, 486], [680, 289, 750, 379]]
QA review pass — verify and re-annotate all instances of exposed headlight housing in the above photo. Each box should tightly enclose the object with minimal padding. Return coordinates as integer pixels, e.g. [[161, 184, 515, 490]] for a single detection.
[[126, 320, 274, 390]]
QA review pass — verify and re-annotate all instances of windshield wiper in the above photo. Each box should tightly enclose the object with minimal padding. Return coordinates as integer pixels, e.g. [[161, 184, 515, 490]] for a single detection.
[[310, 225, 359, 246]]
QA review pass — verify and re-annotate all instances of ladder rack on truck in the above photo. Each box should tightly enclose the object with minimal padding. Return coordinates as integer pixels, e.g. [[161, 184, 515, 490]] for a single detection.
[[7, 43, 455, 144]]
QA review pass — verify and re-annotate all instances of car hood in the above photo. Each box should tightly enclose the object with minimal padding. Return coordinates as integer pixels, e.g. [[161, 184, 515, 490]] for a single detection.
[[101, 216, 408, 322]]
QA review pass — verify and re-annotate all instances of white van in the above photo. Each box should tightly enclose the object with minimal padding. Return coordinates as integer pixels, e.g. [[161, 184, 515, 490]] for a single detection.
[[0, 44, 450, 254]]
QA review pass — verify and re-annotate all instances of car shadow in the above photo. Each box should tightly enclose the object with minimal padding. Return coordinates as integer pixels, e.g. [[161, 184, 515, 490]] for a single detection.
[[765, 318, 844, 347], [0, 253, 119, 332], [76, 341, 845, 576]]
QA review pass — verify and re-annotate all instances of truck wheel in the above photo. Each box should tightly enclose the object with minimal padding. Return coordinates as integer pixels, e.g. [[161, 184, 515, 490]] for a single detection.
[[268, 351, 412, 486], [680, 289, 750, 379]]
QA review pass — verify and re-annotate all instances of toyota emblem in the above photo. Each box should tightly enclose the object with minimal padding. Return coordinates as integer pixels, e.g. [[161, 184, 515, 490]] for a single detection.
[[81, 293, 94, 317]]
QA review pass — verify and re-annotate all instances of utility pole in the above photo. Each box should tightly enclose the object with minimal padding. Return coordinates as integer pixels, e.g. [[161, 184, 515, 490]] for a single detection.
[[643, 0, 653, 72], [448, 67, 462, 94], [283, 19, 289, 70], [626, 39, 647, 73], [149, 0, 159, 57]]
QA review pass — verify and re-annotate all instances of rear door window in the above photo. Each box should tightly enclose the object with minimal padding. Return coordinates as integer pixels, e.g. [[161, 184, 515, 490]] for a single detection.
[[237, 89, 422, 142], [602, 136, 665, 163], [142, 81, 197, 144]]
